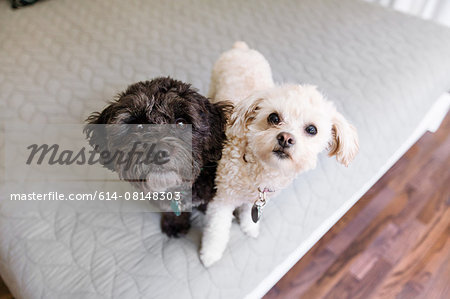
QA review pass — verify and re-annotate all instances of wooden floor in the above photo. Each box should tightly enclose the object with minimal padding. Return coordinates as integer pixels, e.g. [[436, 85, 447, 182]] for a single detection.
[[0, 278, 11, 299], [0, 115, 449, 299], [264, 113, 450, 299]]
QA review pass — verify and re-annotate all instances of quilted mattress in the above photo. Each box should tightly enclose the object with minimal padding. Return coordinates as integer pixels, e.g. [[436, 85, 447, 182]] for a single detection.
[[1, 0, 450, 298]]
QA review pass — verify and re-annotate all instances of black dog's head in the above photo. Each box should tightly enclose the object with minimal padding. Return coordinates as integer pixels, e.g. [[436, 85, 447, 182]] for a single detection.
[[84, 77, 231, 194]]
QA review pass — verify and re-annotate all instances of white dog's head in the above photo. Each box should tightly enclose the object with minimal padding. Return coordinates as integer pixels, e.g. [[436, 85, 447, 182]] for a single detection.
[[228, 84, 359, 175]]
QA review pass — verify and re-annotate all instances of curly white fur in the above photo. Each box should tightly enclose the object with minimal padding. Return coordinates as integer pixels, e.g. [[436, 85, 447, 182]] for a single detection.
[[200, 42, 359, 267]]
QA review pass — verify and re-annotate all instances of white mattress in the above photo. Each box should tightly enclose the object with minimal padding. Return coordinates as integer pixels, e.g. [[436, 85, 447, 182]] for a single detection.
[[1, 0, 450, 298]]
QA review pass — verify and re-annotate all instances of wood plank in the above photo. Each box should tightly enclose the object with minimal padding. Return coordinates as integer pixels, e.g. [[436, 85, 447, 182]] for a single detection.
[[326, 187, 395, 255], [325, 257, 392, 299], [0, 278, 13, 299], [418, 248, 450, 299], [371, 206, 450, 298], [348, 222, 398, 279], [322, 272, 359, 299], [272, 249, 337, 298]]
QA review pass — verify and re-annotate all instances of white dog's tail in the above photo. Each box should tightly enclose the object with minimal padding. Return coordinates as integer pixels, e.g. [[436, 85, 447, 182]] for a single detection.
[[233, 41, 249, 50]]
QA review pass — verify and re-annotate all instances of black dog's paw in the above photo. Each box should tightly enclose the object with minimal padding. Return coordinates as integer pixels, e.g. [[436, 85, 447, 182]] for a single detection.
[[160, 213, 191, 238]]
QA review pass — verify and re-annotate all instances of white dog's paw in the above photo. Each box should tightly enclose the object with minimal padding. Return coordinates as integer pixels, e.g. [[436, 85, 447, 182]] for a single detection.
[[200, 248, 223, 267], [240, 222, 260, 238]]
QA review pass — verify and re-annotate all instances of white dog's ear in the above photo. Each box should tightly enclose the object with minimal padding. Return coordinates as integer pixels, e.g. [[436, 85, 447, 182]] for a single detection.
[[328, 111, 359, 166], [227, 97, 263, 137]]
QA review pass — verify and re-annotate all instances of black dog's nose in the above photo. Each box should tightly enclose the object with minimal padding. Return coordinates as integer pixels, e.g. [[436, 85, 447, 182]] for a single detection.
[[277, 132, 295, 148]]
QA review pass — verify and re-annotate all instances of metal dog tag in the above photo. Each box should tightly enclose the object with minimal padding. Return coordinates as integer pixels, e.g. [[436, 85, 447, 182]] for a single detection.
[[170, 199, 181, 216], [251, 203, 263, 223], [251, 190, 267, 223]]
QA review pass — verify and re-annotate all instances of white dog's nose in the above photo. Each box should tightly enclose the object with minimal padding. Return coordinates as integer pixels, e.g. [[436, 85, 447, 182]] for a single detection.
[[277, 132, 295, 148]]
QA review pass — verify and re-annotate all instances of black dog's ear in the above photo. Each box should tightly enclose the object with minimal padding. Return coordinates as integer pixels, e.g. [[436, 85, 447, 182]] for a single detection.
[[203, 100, 233, 162], [83, 103, 117, 171]]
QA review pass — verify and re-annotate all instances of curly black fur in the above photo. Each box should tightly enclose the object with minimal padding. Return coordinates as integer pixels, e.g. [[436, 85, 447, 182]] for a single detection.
[[84, 77, 231, 237]]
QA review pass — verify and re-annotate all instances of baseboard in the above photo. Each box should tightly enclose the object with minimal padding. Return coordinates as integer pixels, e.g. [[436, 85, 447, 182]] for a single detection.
[[426, 93, 450, 132]]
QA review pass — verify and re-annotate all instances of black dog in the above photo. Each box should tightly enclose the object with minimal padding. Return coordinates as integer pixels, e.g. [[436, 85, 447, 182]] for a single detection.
[[84, 77, 231, 237]]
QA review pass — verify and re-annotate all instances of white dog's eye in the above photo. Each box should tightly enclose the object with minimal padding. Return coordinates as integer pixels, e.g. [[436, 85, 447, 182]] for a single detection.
[[267, 113, 280, 125], [305, 125, 317, 135]]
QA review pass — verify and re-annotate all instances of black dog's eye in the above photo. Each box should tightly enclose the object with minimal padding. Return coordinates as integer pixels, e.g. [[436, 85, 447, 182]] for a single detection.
[[175, 118, 187, 130], [268, 113, 280, 125], [305, 125, 317, 135]]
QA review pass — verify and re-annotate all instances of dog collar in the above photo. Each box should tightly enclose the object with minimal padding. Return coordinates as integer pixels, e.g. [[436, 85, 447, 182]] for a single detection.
[[251, 187, 275, 223]]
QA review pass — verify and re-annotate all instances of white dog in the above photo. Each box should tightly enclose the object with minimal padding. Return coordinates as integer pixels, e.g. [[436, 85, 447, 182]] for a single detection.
[[200, 42, 359, 267]]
